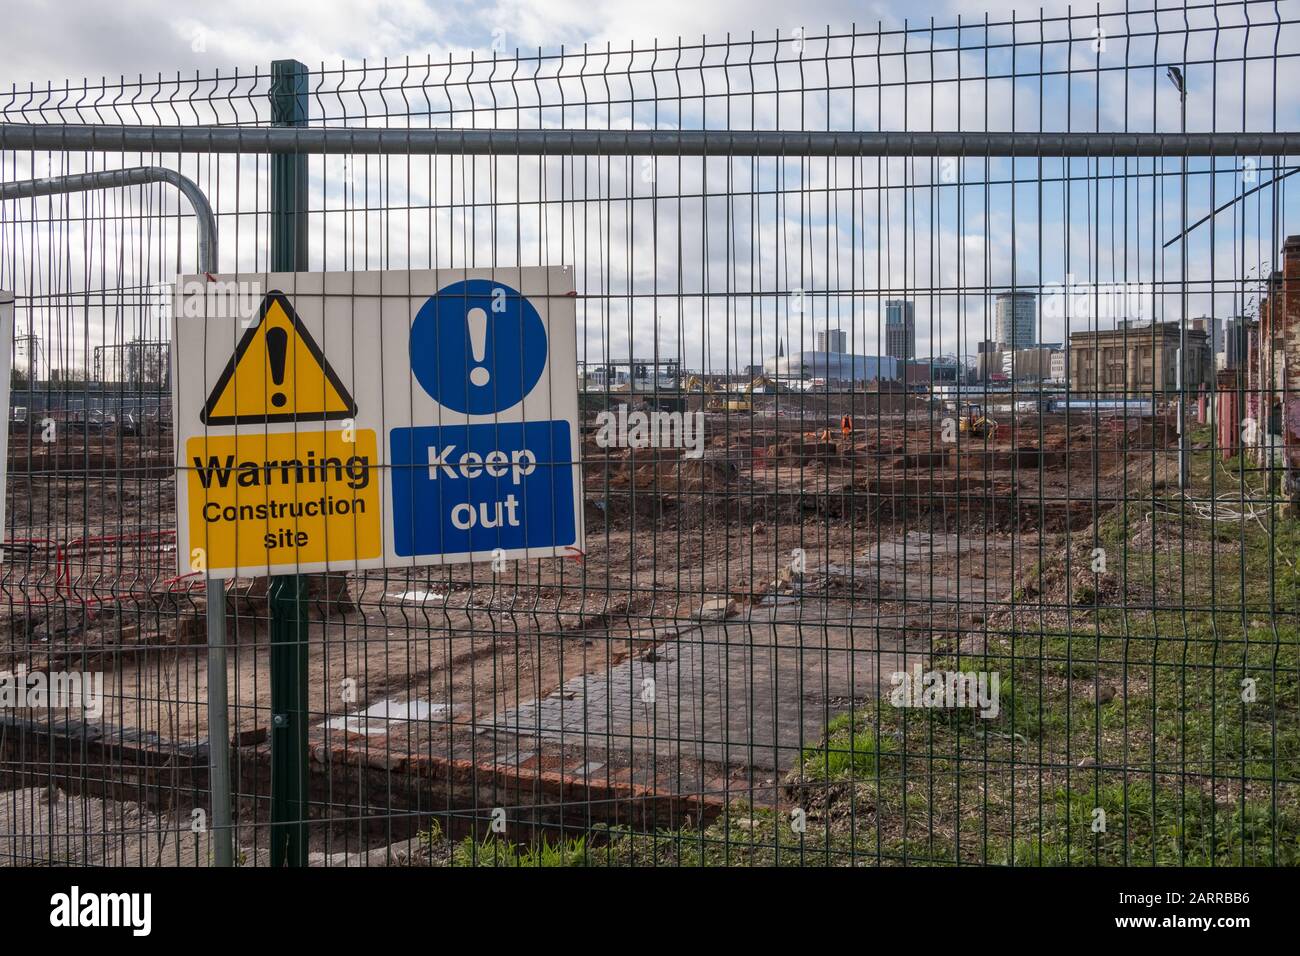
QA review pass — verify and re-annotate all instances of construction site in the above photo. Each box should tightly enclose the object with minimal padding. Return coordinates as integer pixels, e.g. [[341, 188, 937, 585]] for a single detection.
[[2, 2, 1298, 875], [0, 382, 1199, 865]]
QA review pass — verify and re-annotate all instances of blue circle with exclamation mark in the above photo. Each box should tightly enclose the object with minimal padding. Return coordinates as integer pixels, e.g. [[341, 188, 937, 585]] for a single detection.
[[409, 279, 548, 415]]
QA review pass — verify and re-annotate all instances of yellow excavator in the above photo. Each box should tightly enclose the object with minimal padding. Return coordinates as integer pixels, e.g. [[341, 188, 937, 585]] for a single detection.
[[684, 374, 715, 394], [723, 375, 781, 412], [958, 402, 997, 438], [685, 374, 778, 412], [685, 375, 729, 411]]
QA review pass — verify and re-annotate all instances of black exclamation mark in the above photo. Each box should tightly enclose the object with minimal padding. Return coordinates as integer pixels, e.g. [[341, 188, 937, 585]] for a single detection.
[[266, 327, 289, 408]]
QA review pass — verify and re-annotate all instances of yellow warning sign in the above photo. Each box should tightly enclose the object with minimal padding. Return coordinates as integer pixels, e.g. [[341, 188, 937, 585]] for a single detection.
[[200, 291, 357, 425], [186, 428, 381, 572]]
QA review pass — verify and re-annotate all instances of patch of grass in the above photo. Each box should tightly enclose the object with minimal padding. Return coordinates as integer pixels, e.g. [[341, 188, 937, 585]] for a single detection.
[[999, 780, 1300, 866], [452, 832, 594, 867], [772, 441, 1300, 866], [800, 714, 898, 779]]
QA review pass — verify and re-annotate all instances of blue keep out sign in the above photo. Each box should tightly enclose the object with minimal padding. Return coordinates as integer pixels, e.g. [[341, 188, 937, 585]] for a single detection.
[[390, 421, 576, 557], [390, 277, 579, 560], [408, 278, 547, 415]]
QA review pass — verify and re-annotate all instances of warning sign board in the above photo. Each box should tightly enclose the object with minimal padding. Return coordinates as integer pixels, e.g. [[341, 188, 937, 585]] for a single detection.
[[185, 428, 381, 570], [200, 292, 356, 425], [173, 269, 582, 578]]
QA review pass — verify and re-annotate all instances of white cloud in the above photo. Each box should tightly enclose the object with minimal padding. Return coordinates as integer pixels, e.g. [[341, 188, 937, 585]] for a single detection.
[[0, 0, 1087, 87]]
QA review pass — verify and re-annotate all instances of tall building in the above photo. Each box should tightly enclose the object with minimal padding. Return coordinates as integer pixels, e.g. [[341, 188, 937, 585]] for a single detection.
[[1190, 316, 1221, 357], [884, 299, 916, 361], [994, 291, 1037, 350], [816, 328, 847, 354], [1224, 317, 1248, 369]]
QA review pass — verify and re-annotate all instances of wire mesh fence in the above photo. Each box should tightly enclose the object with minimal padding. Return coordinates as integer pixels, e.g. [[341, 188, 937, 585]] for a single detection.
[[1, 0, 1299, 866]]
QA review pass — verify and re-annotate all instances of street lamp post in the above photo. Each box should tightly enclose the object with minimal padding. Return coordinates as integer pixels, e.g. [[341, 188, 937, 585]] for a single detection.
[[1168, 65, 1190, 489]]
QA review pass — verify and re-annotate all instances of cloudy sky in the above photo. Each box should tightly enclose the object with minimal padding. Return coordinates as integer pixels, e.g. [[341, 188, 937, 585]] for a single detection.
[[1, 0, 996, 84], [2, 0, 1296, 374]]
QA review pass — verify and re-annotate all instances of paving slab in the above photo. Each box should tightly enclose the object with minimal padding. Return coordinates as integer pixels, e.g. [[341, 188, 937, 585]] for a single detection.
[[484, 603, 917, 775]]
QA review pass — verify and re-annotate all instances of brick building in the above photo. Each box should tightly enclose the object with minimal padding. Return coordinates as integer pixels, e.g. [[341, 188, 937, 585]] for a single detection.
[[1244, 235, 1300, 483]]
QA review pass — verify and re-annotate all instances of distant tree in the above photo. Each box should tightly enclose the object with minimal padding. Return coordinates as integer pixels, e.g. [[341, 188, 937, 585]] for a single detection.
[[125, 340, 169, 386]]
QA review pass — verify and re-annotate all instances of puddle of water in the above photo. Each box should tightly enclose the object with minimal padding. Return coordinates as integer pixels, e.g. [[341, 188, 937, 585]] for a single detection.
[[324, 698, 448, 735]]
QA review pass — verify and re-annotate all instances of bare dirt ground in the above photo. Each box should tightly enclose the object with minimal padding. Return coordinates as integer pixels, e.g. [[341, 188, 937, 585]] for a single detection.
[[1, 405, 1170, 862], [0, 786, 210, 866]]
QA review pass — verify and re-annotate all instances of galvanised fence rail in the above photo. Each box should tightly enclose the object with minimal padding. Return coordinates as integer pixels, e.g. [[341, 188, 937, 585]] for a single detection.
[[0, 0, 1298, 866]]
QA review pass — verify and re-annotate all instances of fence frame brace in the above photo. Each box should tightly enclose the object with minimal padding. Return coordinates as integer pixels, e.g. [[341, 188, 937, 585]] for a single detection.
[[0, 166, 230, 868], [4, 125, 1300, 157]]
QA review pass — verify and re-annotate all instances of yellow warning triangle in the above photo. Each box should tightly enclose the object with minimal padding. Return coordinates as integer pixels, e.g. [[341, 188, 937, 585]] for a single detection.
[[200, 291, 357, 425]]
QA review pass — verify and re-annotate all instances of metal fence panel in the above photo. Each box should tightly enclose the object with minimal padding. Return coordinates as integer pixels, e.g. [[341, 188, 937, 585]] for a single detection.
[[2, 0, 1299, 866]]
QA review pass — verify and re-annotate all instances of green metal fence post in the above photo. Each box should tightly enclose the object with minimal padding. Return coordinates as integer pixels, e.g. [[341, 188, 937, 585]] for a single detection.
[[269, 56, 310, 868]]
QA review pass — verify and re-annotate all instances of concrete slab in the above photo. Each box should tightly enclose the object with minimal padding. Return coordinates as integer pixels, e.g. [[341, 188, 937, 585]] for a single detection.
[[322, 697, 452, 735], [484, 604, 916, 774]]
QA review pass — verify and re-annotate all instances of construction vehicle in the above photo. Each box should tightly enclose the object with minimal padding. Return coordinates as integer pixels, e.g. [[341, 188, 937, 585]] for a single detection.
[[682, 374, 780, 412], [684, 375, 719, 408], [725, 374, 786, 412], [685, 375, 736, 412], [958, 402, 997, 438], [724, 375, 775, 412]]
